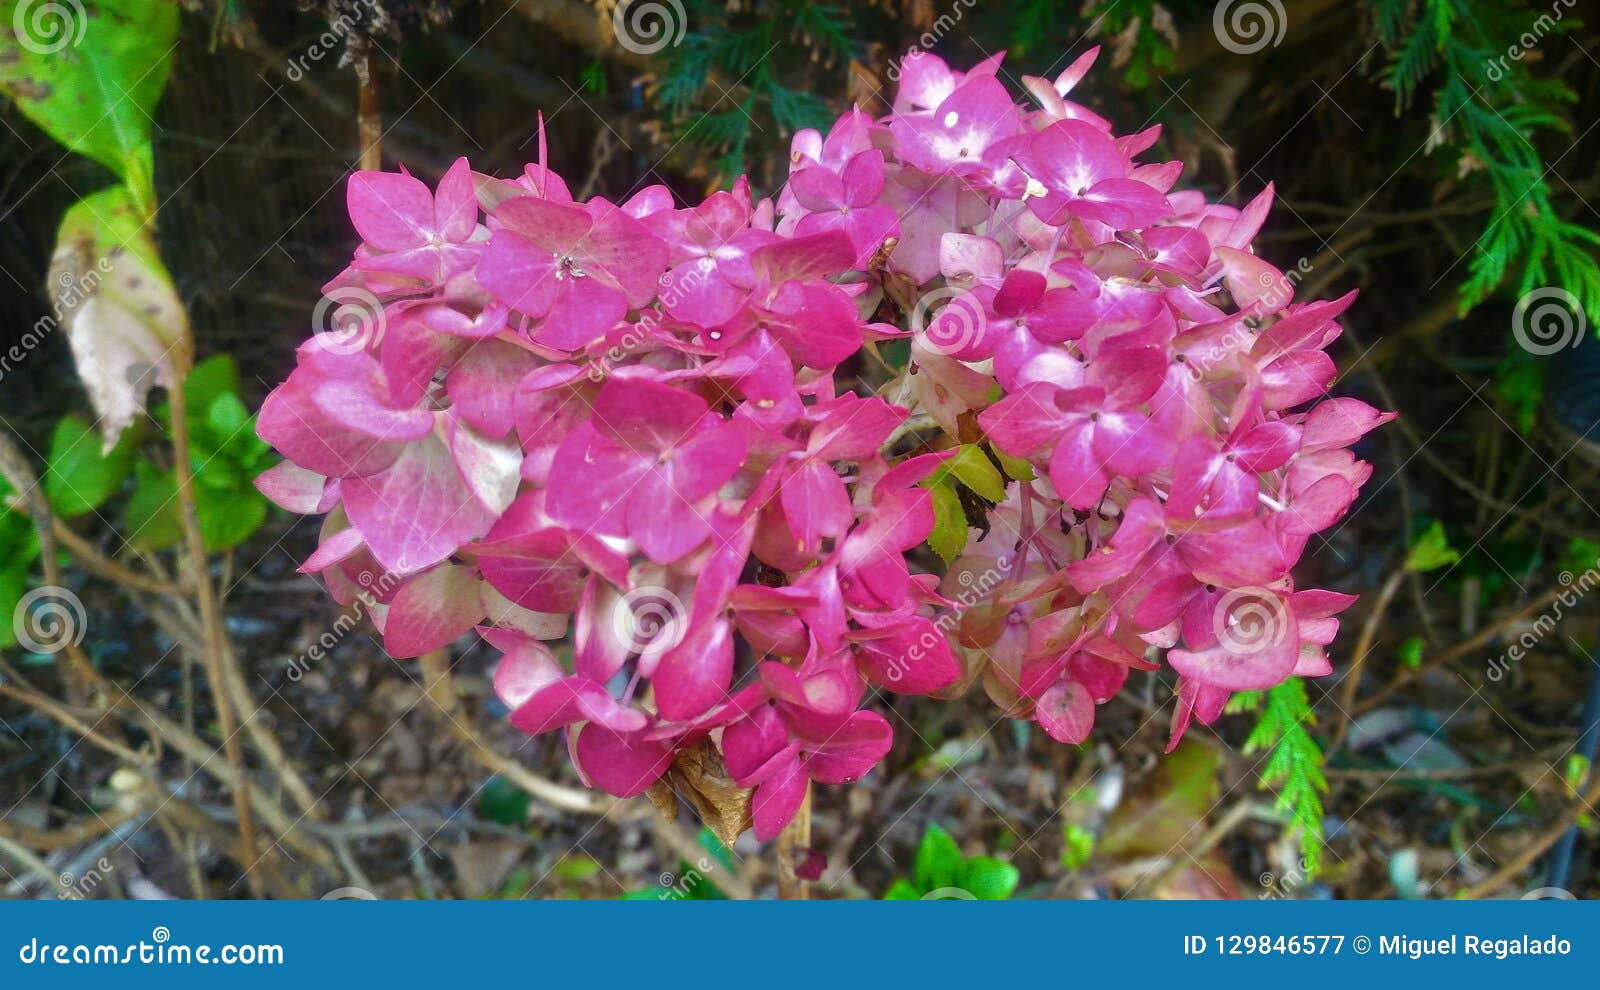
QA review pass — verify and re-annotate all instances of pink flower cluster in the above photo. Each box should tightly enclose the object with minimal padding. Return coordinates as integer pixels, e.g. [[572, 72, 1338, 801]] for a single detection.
[[257, 49, 1390, 840]]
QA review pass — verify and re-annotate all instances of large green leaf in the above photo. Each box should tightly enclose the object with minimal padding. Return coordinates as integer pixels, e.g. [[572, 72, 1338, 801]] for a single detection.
[[44, 413, 133, 518], [0, 0, 179, 215]]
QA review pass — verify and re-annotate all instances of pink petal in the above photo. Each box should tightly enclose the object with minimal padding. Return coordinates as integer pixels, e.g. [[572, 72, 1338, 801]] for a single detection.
[[383, 564, 485, 657], [1036, 680, 1094, 744], [348, 170, 434, 250], [573, 726, 671, 797]]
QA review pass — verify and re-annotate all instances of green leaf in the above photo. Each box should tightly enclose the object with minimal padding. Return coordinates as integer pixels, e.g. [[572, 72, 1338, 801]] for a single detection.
[[946, 444, 1006, 502], [0, 560, 30, 649], [122, 460, 181, 550], [1060, 822, 1095, 871], [992, 448, 1035, 482], [476, 776, 530, 827], [696, 827, 736, 874], [1398, 635, 1425, 669], [44, 414, 133, 518], [911, 823, 963, 892], [183, 354, 241, 422], [0, 0, 180, 215], [957, 856, 1019, 900], [881, 878, 921, 900], [927, 480, 967, 563], [1557, 537, 1600, 579], [205, 391, 250, 440], [194, 476, 266, 552], [1404, 520, 1460, 573]]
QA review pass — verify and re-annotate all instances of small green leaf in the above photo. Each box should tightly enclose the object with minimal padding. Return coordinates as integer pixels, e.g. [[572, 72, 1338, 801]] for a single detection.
[[184, 354, 242, 421], [946, 444, 1007, 501], [1060, 823, 1095, 871], [927, 480, 967, 563], [1404, 520, 1460, 573], [911, 823, 963, 892], [0, 561, 30, 649], [476, 776, 530, 826], [1557, 537, 1600, 579], [44, 414, 133, 518], [122, 460, 181, 550], [1398, 635, 1425, 669], [205, 392, 250, 441], [881, 878, 921, 900], [957, 856, 1019, 900], [194, 479, 266, 552], [696, 827, 736, 873], [993, 448, 1035, 481]]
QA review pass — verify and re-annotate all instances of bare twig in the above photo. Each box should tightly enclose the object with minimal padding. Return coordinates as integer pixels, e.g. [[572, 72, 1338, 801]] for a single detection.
[[1353, 583, 1568, 715], [1460, 773, 1600, 899], [1328, 568, 1406, 753], [776, 782, 812, 900], [167, 387, 261, 895], [415, 649, 615, 815]]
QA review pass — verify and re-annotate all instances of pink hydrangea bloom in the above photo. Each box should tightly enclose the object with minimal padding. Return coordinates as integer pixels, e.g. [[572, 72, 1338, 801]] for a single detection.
[[258, 50, 1391, 842]]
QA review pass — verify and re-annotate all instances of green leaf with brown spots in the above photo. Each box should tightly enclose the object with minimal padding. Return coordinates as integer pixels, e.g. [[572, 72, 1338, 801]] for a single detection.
[[0, 0, 179, 216]]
